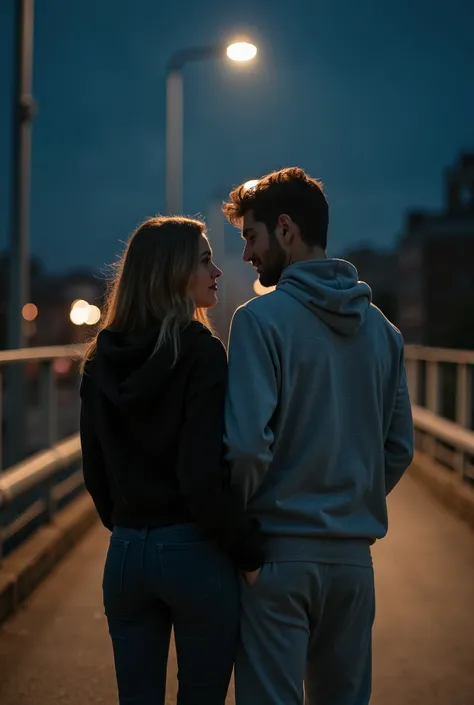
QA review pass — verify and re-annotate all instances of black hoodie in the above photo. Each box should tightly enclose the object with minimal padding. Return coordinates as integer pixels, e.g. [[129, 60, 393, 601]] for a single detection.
[[79, 320, 264, 571]]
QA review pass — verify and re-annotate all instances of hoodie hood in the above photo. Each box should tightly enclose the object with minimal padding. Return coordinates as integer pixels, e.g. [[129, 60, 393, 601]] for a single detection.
[[277, 258, 372, 336], [92, 320, 205, 413]]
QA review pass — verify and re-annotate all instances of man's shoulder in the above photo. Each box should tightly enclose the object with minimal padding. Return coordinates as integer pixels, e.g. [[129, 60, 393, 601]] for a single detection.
[[367, 304, 405, 345], [234, 289, 283, 322]]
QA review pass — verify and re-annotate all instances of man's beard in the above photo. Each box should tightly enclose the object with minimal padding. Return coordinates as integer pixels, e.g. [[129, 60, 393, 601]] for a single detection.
[[258, 234, 287, 287]]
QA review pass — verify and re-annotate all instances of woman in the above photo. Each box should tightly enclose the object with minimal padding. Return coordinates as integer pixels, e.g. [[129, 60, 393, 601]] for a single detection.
[[79, 216, 264, 705]]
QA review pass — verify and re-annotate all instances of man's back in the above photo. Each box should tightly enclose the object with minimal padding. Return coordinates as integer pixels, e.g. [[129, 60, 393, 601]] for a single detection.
[[222, 167, 415, 705], [225, 258, 414, 563]]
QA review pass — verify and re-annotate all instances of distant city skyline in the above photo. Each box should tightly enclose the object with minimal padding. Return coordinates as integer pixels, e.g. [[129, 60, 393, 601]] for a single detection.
[[0, 0, 473, 273]]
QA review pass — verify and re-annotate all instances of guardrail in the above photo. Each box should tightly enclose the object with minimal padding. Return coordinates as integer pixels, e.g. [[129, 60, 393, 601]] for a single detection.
[[0, 345, 85, 562], [0, 434, 82, 565], [0, 342, 473, 565], [405, 345, 474, 481], [0, 344, 84, 468]]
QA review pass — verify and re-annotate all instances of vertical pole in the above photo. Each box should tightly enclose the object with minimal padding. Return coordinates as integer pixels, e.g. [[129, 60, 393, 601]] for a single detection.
[[0, 370, 3, 470], [425, 361, 440, 458], [405, 358, 419, 405], [39, 360, 57, 449], [426, 361, 440, 415], [456, 364, 472, 428], [455, 363, 472, 477], [165, 70, 183, 214], [6, 0, 36, 466]]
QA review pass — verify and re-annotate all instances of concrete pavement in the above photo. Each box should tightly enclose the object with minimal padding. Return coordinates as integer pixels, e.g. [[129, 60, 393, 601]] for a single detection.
[[0, 474, 473, 705]]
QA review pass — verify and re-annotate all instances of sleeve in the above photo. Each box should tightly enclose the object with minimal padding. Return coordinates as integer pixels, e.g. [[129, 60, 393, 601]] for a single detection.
[[384, 344, 415, 495], [225, 306, 279, 504], [176, 333, 264, 571], [79, 400, 114, 531]]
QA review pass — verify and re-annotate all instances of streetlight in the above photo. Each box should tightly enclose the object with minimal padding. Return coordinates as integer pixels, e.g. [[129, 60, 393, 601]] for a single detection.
[[226, 42, 258, 62], [165, 41, 257, 215], [5, 0, 36, 466], [9, 0, 35, 352]]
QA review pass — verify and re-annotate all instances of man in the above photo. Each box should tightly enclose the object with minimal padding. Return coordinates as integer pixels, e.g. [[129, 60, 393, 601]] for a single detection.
[[222, 167, 414, 705]]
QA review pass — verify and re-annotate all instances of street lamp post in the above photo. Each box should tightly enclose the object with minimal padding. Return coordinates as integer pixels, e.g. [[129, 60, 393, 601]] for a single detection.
[[5, 0, 36, 467], [9, 0, 35, 352], [165, 41, 257, 215]]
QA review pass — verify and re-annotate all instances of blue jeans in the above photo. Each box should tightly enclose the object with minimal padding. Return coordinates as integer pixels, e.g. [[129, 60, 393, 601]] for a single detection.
[[103, 524, 239, 705]]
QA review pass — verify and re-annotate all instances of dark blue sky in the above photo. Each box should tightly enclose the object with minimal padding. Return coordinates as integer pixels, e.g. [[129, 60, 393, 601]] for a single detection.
[[0, 0, 473, 273]]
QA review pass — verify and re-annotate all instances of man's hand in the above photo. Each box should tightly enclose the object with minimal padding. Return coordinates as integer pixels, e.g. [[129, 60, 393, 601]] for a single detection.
[[243, 568, 261, 586]]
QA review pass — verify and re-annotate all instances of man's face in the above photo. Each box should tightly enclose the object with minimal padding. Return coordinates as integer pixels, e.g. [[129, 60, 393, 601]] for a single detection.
[[242, 211, 287, 287]]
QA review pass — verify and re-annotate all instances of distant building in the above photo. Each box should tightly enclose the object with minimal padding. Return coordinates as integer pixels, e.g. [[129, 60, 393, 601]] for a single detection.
[[342, 247, 398, 323], [397, 153, 474, 348]]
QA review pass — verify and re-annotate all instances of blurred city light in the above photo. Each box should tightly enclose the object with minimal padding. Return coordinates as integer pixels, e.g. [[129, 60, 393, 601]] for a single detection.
[[22, 302, 38, 321], [70, 299, 100, 325], [243, 179, 259, 191], [53, 357, 72, 375], [226, 42, 257, 62], [253, 279, 276, 296], [86, 305, 101, 325]]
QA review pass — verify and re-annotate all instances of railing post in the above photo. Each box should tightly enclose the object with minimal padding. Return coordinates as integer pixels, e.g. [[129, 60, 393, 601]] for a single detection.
[[456, 364, 472, 428], [455, 364, 472, 477], [39, 360, 57, 449], [426, 361, 440, 413], [425, 361, 440, 457], [39, 360, 58, 521], [405, 359, 419, 405], [0, 370, 3, 471]]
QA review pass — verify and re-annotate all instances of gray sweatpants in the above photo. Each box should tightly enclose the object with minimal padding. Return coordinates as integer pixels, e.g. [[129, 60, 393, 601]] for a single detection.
[[235, 562, 375, 705]]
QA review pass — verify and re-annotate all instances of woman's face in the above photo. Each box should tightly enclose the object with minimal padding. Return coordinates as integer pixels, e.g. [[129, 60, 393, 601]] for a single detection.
[[188, 234, 223, 308]]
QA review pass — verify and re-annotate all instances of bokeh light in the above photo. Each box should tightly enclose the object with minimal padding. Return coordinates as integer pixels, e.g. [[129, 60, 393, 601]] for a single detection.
[[53, 357, 72, 375], [86, 305, 101, 325], [253, 278, 276, 296], [70, 299, 100, 325], [22, 303, 38, 321]]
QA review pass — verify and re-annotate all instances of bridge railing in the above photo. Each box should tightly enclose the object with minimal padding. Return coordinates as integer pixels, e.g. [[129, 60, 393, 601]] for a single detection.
[[1, 343, 473, 565], [0, 345, 85, 564], [405, 345, 474, 482]]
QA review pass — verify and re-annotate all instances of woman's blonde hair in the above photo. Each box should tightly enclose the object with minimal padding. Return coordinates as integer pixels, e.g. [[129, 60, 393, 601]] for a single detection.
[[80, 216, 211, 373]]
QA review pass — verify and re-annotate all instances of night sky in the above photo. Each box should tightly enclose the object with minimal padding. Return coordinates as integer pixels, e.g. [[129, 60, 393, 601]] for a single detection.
[[0, 0, 473, 273]]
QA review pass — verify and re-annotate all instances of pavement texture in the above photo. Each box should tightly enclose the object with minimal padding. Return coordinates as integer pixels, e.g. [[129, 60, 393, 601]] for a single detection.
[[0, 473, 473, 705]]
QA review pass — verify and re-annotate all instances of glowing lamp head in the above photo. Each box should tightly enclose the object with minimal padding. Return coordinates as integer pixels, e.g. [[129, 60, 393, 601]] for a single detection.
[[226, 42, 257, 62]]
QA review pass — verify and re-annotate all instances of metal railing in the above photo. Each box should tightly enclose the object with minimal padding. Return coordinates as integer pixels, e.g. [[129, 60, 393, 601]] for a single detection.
[[0, 345, 85, 563], [0, 434, 82, 565], [0, 344, 84, 468], [0, 342, 473, 565], [405, 345, 474, 481]]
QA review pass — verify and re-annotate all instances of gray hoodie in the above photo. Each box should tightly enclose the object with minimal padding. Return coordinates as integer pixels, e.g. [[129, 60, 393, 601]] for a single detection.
[[224, 258, 414, 566]]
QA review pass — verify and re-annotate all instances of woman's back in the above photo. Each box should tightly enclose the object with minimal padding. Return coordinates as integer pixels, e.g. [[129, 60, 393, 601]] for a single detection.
[[78, 215, 263, 704], [80, 320, 231, 532]]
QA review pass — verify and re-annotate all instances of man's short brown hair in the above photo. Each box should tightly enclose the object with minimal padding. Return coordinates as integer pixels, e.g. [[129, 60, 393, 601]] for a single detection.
[[222, 167, 329, 249]]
